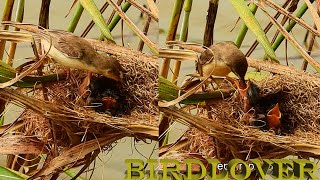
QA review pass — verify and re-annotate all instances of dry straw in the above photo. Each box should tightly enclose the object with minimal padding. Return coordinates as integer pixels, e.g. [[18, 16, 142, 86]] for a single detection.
[[161, 59, 320, 163], [0, 39, 158, 177]]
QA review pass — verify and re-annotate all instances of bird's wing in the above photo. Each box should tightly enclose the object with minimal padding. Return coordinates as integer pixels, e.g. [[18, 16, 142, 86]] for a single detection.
[[53, 33, 83, 58], [199, 44, 224, 65], [46, 30, 95, 59]]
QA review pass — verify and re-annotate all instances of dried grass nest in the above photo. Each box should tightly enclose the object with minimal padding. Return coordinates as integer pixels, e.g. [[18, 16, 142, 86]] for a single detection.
[[0, 47, 158, 177], [165, 72, 320, 162], [24, 51, 158, 141]]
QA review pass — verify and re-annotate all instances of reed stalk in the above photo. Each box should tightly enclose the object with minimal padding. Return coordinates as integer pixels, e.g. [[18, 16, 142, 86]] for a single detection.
[[171, 0, 193, 83], [67, 3, 84, 33], [98, 2, 131, 40], [203, 0, 219, 47], [137, 16, 152, 51], [234, 3, 258, 47], [0, 0, 14, 60], [301, 24, 317, 70], [246, 0, 291, 57], [6, 0, 24, 66], [272, 1, 314, 51], [160, 0, 184, 78], [81, 2, 109, 37], [79, 0, 114, 42]]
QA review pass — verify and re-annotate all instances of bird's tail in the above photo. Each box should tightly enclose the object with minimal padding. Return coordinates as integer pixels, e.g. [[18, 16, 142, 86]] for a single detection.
[[2, 21, 53, 44], [2, 21, 42, 34]]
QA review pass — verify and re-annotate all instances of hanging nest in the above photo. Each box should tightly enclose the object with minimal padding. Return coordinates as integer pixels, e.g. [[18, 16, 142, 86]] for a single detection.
[[0, 42, 158, 178], [160, 59, 320, 164]]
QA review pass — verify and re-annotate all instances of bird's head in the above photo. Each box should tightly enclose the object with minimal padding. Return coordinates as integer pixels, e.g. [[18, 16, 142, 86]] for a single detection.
[[99, 57, 125, 82]]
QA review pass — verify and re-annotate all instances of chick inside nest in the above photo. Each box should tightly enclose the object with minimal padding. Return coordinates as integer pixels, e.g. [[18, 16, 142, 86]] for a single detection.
[[41, 52, 158, 118], [198, 73, 320, 135], [176, 73, 320, 161]]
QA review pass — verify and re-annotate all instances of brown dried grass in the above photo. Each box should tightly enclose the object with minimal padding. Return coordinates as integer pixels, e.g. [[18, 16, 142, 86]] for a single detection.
[[161, 72, 320, 162], [0, 46, 158, 177]]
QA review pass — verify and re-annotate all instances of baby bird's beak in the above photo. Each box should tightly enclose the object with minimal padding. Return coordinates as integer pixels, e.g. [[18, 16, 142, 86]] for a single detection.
[[233, 79, 251, 112], [267, 103, 281, 130]]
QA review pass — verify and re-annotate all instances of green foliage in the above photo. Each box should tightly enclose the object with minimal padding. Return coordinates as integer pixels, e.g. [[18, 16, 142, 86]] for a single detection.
[[230, 0, 277, 61], [0, 166, 29, 180]]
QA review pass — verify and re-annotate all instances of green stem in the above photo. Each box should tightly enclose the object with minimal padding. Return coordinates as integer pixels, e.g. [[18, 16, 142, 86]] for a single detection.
[[80, 0, 114, 42], [98, 2, 131, 40], [179, 0, 192, 41], [0, 0, 15, 60], [234, 3, 258, 47], [272, 1, 314, 51], [67, 3, 84, 32], [160, 0, 184, 78], [171, 0, 192, 83], [108, 2, 131, 32]]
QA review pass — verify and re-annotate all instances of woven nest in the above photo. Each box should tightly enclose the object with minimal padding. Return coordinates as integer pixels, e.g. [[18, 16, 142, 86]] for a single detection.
[[0, 47, 158, 177], [22, 50, 158, 140], [164, 72, 320, 162]]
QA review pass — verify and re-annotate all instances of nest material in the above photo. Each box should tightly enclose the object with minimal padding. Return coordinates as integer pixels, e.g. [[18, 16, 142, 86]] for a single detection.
[[177, 73, 320, 161], [0, 47, 158, 177], [22, 50, 158, 139]]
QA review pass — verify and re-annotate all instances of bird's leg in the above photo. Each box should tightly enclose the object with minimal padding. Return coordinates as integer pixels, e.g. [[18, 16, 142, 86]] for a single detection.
[[208, 77, 218, 90], [208, 75, 225, 90]]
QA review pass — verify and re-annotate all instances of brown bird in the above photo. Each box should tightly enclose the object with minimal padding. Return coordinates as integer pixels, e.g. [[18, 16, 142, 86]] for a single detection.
[[3, 22, 124, 82], [40, 30, 124, 81], [197, 41, 248, 89]]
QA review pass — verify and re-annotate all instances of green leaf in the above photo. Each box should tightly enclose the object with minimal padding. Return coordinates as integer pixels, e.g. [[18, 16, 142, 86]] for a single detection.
[[230, 0, 277, 61], [79, 0, 115, 43], [64, 169, 86, 180], [159, 76, 234, 105], [0, 62, 66, 88], [0, 166, 29, 180]]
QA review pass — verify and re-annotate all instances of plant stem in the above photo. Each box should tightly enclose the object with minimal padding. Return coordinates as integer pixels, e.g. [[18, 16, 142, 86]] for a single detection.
[[234, 3, 258, 47], [81, 2, 109, 37], [7, 0, 25, 66], [108, 2, 131, 32], [80, 0, 115, 42], [272, 1, 314, 51], [67, 3, 84, 33], [137, 16, 152, 51], [301, 24, 317, 70], [203, 0, 219, 47], [159, 0, 184, 147], [160, 0, 184, 78], [0, 0, 15, 60], [246, 0, 291, 57], [171, 0, 193, 83], [98, 2, 131, 40], [39, 0, 51, 29]]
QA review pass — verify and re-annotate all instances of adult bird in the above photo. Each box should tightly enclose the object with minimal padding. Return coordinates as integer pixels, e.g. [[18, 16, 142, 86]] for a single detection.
[[197, 41, 248, 90], [180, 41, 248, 99], [2, 22, 124, 82]]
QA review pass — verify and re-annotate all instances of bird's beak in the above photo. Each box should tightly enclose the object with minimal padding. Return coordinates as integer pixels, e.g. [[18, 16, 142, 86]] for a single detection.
[[103, 69, 123, 82], [234, 80, 250, 98], [267, 103, 281, 129]]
